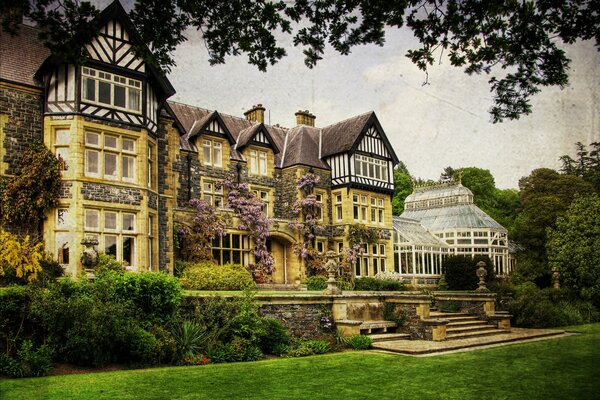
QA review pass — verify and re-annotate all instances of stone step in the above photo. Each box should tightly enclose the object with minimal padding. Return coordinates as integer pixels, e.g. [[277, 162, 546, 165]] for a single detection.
[[368, 333, 411, 342], [446, 328, 510, 340], [446, 320, 490, 327], [430, 312, 473, 318], [446, 324, 496, 334]]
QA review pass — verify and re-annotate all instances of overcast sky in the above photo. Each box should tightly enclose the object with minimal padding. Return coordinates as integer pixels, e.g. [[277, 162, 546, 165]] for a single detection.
[[104, 1, 600, 189], [166, 26, 599, 189]]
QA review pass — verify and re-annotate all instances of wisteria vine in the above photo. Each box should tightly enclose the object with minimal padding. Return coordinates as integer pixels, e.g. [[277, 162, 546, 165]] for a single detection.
[[218, 178, 274, 282]]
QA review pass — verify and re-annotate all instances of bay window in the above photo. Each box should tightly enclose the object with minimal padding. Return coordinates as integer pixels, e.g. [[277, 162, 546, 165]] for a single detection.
[[84, 209, 137, 268], [85, 131, 137, 183]]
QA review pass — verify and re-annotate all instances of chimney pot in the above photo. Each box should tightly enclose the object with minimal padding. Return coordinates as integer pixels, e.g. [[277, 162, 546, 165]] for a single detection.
[[295, 109, 316, 127]]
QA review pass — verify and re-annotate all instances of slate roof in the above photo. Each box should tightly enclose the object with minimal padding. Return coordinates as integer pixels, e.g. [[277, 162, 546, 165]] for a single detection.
[[0, 24, 49, 87], [392, 216, 449, 248], [321, 111, 373, 157], [168, 101, 339, 169]]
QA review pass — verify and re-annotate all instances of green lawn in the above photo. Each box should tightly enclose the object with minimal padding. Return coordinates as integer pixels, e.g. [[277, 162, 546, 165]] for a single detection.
[[2, 324, 599, 400]]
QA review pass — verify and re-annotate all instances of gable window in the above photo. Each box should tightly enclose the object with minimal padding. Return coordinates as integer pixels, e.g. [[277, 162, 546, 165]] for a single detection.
[[354, 155, 388, 182], [82, 67, 141, 113], [202, 139, 223, 168], [249, 149, 268, 176], [85, 131, 136, 183]]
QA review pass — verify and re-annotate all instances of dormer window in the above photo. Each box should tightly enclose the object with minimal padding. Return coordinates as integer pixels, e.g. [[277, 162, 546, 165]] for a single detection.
[[82, 67, 142, 113]]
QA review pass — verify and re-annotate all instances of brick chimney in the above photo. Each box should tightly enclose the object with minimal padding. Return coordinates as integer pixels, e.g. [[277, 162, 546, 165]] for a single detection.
[[244, 104, 266, 123], [295, 110, 316, 127]]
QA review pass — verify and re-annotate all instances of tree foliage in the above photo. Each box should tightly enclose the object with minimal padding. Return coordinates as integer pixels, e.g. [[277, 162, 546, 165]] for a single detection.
[[3, 1, 599, 122], [392, 163, 413, 215], [513, 168, 594, 283], [560, 141, 600, 192], [547, 193, 600, 308], [0, 230, 44, 283]]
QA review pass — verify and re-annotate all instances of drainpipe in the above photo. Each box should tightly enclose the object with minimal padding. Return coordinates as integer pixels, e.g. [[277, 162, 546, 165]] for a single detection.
[[284, 244, 288, 285], [186, 154, 192, 201]]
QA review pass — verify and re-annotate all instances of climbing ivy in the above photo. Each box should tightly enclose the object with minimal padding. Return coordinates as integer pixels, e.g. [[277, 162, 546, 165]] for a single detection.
[[0, 141, 61, 233]]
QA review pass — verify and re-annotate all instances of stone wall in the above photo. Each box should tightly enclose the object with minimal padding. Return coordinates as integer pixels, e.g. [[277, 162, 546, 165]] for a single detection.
[[259, 303, 331, 338], [81, 182, 142, 205], [0, 86, 44, 175], [274, 168, 298, 220]]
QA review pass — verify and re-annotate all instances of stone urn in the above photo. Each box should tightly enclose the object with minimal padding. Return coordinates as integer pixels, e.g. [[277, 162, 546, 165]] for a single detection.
[[475, 261, 489, 292], [323, 250, 342, 295], [81, 237, 99, 280]]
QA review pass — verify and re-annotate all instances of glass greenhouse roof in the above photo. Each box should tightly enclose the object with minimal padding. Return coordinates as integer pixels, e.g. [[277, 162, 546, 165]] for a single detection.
[[401, 204, 506, 231], [392, 217, 449, 247]]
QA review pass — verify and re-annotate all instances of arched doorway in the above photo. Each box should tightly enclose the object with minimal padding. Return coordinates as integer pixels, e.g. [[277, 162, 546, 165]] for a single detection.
[[268, 233, 298, 285]]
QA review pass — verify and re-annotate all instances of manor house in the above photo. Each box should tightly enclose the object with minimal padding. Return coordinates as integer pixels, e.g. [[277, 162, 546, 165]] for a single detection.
[[0, 1, 401, 283]]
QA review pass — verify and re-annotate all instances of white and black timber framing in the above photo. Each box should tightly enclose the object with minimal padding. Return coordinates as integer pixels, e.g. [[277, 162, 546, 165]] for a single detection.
[[38, 1, 174, 134], [327, 118, 398, 194]]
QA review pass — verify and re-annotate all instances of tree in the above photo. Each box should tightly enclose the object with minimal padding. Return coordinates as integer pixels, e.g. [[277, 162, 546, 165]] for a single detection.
[[560, 142, 600, 192], [513, 168, 594, 284], [3, 0, 599, 122], [392, 164, 413, 215], [547, 193, 600, 308]]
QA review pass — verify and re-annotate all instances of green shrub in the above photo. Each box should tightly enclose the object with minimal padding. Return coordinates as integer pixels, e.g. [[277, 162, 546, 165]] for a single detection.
[[0, 340, 54, 378], [150, 325, 178, 365], [37, 257, 64, 285], [354, 277, 404, 291], [437, 275, 449, 291], [0, 285, 31, 353], [348, 335, 373, 350], [289, 339, 330, 356], [174, 260, 193, 278], [181, 262, 255, 291], [259, 318, 291, 354], [208, 343, 239, 363], [304, 276, 327, 290], [95, 254, 125, 275], [95, 271, 182, 326], [173, 320, 210, 359], [438, 301, 461, 313], [443, 255, 495, 291], [509, 282, 600, 328], [128, 328, 159, 365], [383, 303, 408, 327], [272, 343, 290, 356]]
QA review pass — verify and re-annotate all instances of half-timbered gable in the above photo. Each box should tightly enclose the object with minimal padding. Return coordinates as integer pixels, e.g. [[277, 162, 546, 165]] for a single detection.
[[322, 112, 398, 193], [236, 124, 280, 154], [37, 1, 174, 133]]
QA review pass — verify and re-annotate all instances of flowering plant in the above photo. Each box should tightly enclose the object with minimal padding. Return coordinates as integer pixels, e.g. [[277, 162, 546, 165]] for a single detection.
[[176, 199, 226, 262], [180, 353, 210, 366], [320, 315, 333, 331], [219, 178, 274, 277]]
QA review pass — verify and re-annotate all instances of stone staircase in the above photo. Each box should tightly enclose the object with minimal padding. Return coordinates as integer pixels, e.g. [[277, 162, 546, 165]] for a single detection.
[[430, 311, 510, 340]]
